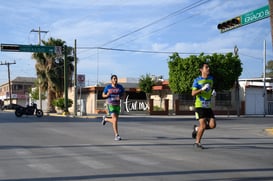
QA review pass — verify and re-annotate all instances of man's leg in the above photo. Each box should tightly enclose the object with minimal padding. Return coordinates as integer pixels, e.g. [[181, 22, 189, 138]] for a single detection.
[[196, 118, 206, 144], [105, 113, 119, 136], [206, 118, 216, 129]]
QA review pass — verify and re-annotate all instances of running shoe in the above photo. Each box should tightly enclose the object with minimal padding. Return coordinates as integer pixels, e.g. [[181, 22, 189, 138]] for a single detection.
[[101, 115, 106, 126], [192, 125, 197, 139], [114, 135, 121, 141], [193, 143, 204, 149]]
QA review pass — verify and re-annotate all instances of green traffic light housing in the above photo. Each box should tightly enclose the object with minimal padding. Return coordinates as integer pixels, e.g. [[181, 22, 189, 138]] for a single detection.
[[217, 17, 241, 33]]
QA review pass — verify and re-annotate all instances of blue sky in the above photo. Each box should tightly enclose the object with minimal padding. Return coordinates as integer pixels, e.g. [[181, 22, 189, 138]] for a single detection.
[[0, 0, 272, 85]]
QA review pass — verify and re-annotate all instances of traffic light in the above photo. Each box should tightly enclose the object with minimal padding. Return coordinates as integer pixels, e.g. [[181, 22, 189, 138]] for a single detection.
[[217, 17, 241, 33], [1, 44, 20, 52]]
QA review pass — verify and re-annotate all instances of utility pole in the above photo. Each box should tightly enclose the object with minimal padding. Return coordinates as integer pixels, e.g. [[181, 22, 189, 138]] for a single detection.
[[30, 27, 49, 110], [30, 27, 49, 45], [0, 61, 16, 104]]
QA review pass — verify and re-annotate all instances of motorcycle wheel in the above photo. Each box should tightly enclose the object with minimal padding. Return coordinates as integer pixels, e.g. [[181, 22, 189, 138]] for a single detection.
[[15, 109, 23, 117], [36, 109, 43, 117]]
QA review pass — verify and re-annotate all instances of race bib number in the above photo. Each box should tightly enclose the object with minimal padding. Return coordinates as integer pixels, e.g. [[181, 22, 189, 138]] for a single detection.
[[201, 101, 210, 108], [111, 95, 120, 101]]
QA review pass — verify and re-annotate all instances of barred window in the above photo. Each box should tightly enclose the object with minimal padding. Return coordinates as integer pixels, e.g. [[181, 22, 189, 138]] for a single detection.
[[215, 91, 231, 106], [178, 93, 194, 106]]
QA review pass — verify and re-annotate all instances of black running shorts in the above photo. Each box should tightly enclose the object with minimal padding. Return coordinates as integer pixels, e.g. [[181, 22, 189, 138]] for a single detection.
[[195, 108, 215, 120]]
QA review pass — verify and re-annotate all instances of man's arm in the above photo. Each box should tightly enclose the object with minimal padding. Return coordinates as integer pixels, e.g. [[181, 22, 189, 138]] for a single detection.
[[102, 91, 109, 98], [192, 83, 209, 96], [102, 86, 109, 98], [192, 89, 202, 97]]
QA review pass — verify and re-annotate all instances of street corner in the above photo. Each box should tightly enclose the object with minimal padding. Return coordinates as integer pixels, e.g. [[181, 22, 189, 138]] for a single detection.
[[264, 128, 273, 136]]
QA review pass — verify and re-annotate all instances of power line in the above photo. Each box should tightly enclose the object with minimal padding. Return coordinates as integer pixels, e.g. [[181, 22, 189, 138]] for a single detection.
[[100, 0, 211, 47], [77, 46, 218, 55], [114, 1, 227, 48], [78, 0, 213, 60]]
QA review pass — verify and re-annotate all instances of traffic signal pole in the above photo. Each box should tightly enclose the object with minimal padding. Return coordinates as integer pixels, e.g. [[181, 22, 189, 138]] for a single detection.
[[64, 45, 69, 114], [268, 0, 273, 47]]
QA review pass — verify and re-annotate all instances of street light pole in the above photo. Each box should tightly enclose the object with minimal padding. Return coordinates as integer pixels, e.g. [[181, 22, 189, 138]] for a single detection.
[[234, 45, 240, 117], [263, 40, 267, 117], [73, 39, 77, 116]]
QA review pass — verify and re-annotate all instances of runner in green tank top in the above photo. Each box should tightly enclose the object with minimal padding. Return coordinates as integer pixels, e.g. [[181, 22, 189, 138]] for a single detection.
[[191, 63, 217, 149]]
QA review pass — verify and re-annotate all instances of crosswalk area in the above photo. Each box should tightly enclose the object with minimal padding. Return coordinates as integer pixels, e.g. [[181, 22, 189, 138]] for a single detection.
[[0, 114, 272, 180], [0, 139, 188, 180]]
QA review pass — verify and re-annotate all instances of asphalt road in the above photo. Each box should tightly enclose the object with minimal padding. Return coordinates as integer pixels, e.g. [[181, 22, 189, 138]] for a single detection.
[[0, 111, 272, 181]]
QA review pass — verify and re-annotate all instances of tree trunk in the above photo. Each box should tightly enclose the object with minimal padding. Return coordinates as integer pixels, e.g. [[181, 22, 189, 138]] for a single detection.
[[146, 93, 151, 111], [47, 88, 56, 113]]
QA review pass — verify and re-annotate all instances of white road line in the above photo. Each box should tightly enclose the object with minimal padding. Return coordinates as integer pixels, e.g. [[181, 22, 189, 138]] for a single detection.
[[15, 149, 60, 173], [119, 155, 159, 165], [48, 147, 112, 169], [86, 145, 159, 166]]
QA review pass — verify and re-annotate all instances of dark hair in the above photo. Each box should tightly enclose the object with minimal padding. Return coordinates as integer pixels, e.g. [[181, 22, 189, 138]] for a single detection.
[[199, 62, 209, 69], [111, 74, 117, 79]]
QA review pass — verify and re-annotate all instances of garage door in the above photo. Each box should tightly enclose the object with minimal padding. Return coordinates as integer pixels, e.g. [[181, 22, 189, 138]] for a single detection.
[[245, 88, 264, 115]]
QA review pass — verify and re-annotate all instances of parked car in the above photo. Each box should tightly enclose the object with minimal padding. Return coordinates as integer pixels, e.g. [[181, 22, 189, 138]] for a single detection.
[[1, 104, 23, 110]]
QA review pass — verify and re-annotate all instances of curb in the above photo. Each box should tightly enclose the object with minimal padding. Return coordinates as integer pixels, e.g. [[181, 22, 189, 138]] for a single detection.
[[264, 128, 273, 135], [46, 113, 99, 119]]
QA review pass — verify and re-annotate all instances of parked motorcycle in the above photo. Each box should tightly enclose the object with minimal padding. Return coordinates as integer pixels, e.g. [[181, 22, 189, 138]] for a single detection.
[[15, 103, 43, 117]]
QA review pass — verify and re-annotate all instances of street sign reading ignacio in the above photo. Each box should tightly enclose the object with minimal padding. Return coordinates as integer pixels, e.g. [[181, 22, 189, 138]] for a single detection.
[[1, 43, 62, 54], [241, 5, 270, 26]]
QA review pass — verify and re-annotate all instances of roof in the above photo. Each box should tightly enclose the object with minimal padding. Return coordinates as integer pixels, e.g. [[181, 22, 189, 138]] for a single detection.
[[239, 77, 273, 82], [0, 77, 36, 87], [12, 77, 36, 83]]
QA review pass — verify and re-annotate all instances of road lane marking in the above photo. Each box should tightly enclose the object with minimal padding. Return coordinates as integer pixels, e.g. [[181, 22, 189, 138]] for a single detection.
[[15, 149, 60, 173]]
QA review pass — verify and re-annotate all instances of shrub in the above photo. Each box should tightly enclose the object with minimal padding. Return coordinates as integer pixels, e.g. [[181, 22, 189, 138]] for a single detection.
[[52, 98, 73, 111]]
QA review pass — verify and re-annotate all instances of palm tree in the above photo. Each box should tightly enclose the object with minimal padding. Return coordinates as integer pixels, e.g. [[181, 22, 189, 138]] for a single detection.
[[32, 37, 74, 113]]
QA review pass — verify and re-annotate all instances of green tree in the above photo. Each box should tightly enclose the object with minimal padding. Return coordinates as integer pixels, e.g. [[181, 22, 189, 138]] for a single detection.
[[30, 87, 46, 100], [138, 74, 155, 107], [29, 80, 46, 100], [32, 37, 75, 113], [266, 60, 273, 78], [168, 52, 242, 93]]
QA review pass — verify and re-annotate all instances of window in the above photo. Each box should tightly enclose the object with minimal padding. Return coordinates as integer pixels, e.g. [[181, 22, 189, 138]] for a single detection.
[[215, 91, 231, 106], [178, 93, 194, 106], [13, 84, 23, 90]]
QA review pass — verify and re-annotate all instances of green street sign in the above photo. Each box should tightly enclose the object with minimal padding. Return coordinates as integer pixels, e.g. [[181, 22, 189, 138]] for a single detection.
[[1, 44, 62, 54], [218, 5, 270, 33], [241, 5, 270, 26], [20, 45, 55, 53]]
